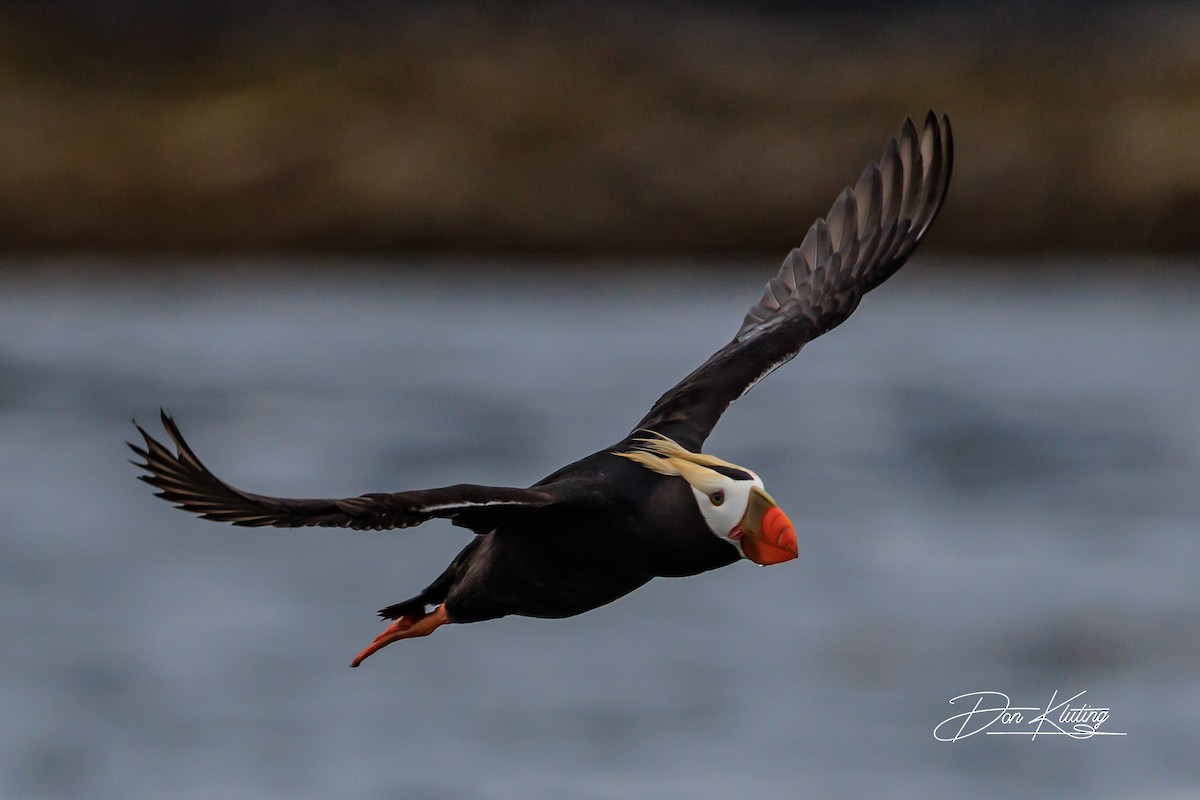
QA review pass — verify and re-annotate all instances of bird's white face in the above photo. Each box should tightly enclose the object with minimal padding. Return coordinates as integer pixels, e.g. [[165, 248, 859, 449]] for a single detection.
[[615, 434, 797, 566], [689, 468, 762, 541], [688, 467, 797, 566]]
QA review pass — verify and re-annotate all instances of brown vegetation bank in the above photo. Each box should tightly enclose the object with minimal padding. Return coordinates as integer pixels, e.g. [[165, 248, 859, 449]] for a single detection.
[[1, 4, 1198, 257]]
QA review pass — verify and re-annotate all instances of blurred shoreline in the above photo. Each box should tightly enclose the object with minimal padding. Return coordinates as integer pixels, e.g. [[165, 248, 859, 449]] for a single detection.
[[2, 2, 1199, 257]]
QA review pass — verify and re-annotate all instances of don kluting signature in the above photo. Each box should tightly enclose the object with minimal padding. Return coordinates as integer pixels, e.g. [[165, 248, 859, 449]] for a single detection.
[[934, 691, 1127, 741]]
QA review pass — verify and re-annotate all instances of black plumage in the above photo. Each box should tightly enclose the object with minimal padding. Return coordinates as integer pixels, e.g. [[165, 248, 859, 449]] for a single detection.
[[130, 112, 953, 666]]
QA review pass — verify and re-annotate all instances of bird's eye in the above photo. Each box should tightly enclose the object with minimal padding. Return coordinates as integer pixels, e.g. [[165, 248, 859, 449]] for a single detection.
[[709, 490, 724, 506]]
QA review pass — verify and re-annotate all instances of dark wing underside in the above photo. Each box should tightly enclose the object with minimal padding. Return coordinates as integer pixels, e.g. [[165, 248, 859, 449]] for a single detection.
[[635, 112, 953, 450], [130, 411, 555, 533]]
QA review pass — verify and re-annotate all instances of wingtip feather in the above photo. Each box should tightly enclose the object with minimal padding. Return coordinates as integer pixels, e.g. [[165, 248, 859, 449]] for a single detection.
[[734, 111, 953, 343]]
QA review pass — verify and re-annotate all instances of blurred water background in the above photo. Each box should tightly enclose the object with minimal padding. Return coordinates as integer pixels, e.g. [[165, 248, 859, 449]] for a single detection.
[[3, 1, 1200, 798], [2, 261, 1198, 799]]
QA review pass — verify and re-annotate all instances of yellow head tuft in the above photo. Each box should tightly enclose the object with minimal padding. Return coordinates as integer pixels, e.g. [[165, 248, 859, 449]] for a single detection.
[[613, 431, 752, 494]]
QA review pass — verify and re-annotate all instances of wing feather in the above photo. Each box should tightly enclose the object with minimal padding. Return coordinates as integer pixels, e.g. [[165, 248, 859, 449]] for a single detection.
[[130, 411, 555, 532], [633, 112, 953, 449]]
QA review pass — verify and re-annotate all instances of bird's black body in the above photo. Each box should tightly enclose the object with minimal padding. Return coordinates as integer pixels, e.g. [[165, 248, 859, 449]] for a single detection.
[[396, 450, 741, 624], [130, 113, 953, 662]]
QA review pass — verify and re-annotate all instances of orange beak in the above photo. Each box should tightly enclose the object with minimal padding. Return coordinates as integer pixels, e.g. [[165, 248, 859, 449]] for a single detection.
[[737, 487, 798, 566]]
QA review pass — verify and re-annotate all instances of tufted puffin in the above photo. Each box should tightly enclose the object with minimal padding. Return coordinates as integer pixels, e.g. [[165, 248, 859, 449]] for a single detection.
[[131, 112, 952, 667]]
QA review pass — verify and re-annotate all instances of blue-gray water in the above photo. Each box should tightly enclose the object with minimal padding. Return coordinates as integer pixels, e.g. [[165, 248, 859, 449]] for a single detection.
[[2, 262, 1198, 799]]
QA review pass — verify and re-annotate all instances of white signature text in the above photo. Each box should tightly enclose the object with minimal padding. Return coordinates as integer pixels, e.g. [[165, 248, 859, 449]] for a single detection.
[[934, 690, 1127, 741]]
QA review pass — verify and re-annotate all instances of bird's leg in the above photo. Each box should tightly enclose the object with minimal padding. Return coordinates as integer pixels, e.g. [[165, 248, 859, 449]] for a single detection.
[[349, 604, 451, 668]]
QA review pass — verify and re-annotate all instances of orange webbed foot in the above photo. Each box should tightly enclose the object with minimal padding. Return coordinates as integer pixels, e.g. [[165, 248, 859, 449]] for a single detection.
[[349, 604, 451, 668]]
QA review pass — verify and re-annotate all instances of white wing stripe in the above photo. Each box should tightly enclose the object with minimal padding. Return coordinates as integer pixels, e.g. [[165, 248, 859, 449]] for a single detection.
[[418, 499, 536, 514]]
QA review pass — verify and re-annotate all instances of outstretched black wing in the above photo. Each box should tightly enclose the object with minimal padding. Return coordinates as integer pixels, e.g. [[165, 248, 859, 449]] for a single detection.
[[634, 111, 953, 450], [130, 411, 555, 533]]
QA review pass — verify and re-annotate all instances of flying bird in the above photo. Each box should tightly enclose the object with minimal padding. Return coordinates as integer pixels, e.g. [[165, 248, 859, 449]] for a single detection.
[[131, 112, 953, 667]]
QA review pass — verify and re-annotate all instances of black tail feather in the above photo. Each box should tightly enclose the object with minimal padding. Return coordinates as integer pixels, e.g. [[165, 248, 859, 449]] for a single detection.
[[378, 537, 484, 618], [378, 569, 455, 619], [378, 596, 429, 620]]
